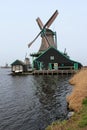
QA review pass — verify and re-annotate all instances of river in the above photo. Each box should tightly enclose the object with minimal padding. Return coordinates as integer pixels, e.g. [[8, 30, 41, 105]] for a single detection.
[[0, 68, 73, 130]]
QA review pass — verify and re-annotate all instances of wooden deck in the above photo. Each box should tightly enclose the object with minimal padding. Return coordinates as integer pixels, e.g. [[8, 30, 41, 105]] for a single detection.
[[11, 69, 78, 76], [32, 69, 77, 75]]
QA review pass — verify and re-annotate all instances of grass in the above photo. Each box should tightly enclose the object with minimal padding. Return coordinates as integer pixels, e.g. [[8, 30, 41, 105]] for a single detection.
[[78, 98, 87, 128], [67, 68, 87, 112], [46, 97, 87, 130]]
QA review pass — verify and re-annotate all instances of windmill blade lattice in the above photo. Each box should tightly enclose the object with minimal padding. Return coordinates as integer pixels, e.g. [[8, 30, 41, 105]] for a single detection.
[[36, 17, 44, 30], [28, 31, 41, 48], [44, 10, 58, 28], [28, 10, 58, 49]]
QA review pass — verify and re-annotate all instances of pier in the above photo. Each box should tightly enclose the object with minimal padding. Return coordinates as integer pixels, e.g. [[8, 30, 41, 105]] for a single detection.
[[32, 69, 77, 75], [11, 69, 77, 76]]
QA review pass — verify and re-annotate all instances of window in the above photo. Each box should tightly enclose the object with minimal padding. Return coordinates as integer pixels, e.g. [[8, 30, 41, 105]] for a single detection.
[[50, 56, 54, 60]]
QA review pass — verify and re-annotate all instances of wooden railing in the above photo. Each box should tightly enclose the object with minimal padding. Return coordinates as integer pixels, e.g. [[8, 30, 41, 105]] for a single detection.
[[33, 69, 77, 75]]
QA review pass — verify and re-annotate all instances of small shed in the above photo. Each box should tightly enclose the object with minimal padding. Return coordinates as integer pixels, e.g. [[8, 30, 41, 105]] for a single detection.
[[33, 47, 82, 70], [11, 59, 27, 73]]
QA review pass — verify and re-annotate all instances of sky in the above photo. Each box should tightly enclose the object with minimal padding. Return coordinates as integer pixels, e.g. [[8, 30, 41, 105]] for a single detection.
[[0, 0, 87, 66]]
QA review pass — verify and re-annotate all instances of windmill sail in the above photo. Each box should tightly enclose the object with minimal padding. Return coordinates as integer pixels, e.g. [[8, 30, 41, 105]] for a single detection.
[[28, 10, 59, 51]]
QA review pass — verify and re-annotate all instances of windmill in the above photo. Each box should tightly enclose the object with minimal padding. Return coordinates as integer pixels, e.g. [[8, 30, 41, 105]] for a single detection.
[[28, 10, 59, 52]]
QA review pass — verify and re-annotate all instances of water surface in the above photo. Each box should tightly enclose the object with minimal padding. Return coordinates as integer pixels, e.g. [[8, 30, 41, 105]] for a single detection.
[[0, 69, 72, 130]]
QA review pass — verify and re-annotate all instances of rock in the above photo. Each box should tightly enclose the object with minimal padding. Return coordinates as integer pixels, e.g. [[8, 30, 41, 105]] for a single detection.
[[67, 111, 74, 119]]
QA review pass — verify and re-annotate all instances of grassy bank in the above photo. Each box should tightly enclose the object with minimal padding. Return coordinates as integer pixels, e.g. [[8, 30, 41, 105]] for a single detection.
[[46, 68, 87, 130], [67, 68, 87, 112]]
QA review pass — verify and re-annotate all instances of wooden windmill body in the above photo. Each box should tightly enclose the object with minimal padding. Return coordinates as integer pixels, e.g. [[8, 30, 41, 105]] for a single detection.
[[39, 28, 57, 52]]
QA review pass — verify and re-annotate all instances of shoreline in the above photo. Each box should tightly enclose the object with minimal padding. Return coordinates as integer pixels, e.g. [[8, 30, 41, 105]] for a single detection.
[[67, 68, 87, 112], [46, 68, 87, 130]]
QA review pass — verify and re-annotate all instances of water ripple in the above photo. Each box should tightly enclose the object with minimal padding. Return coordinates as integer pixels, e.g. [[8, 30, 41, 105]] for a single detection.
[[0, 69, 73, 130]]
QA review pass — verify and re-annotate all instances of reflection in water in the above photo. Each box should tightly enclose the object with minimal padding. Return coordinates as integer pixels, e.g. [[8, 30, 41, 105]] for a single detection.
[[0, 69, 72, 130], [33, 75, 72, 129]]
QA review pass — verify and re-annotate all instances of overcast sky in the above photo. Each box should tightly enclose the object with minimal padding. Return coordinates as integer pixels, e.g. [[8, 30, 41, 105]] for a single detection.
[[0, 0, 87, 66]]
